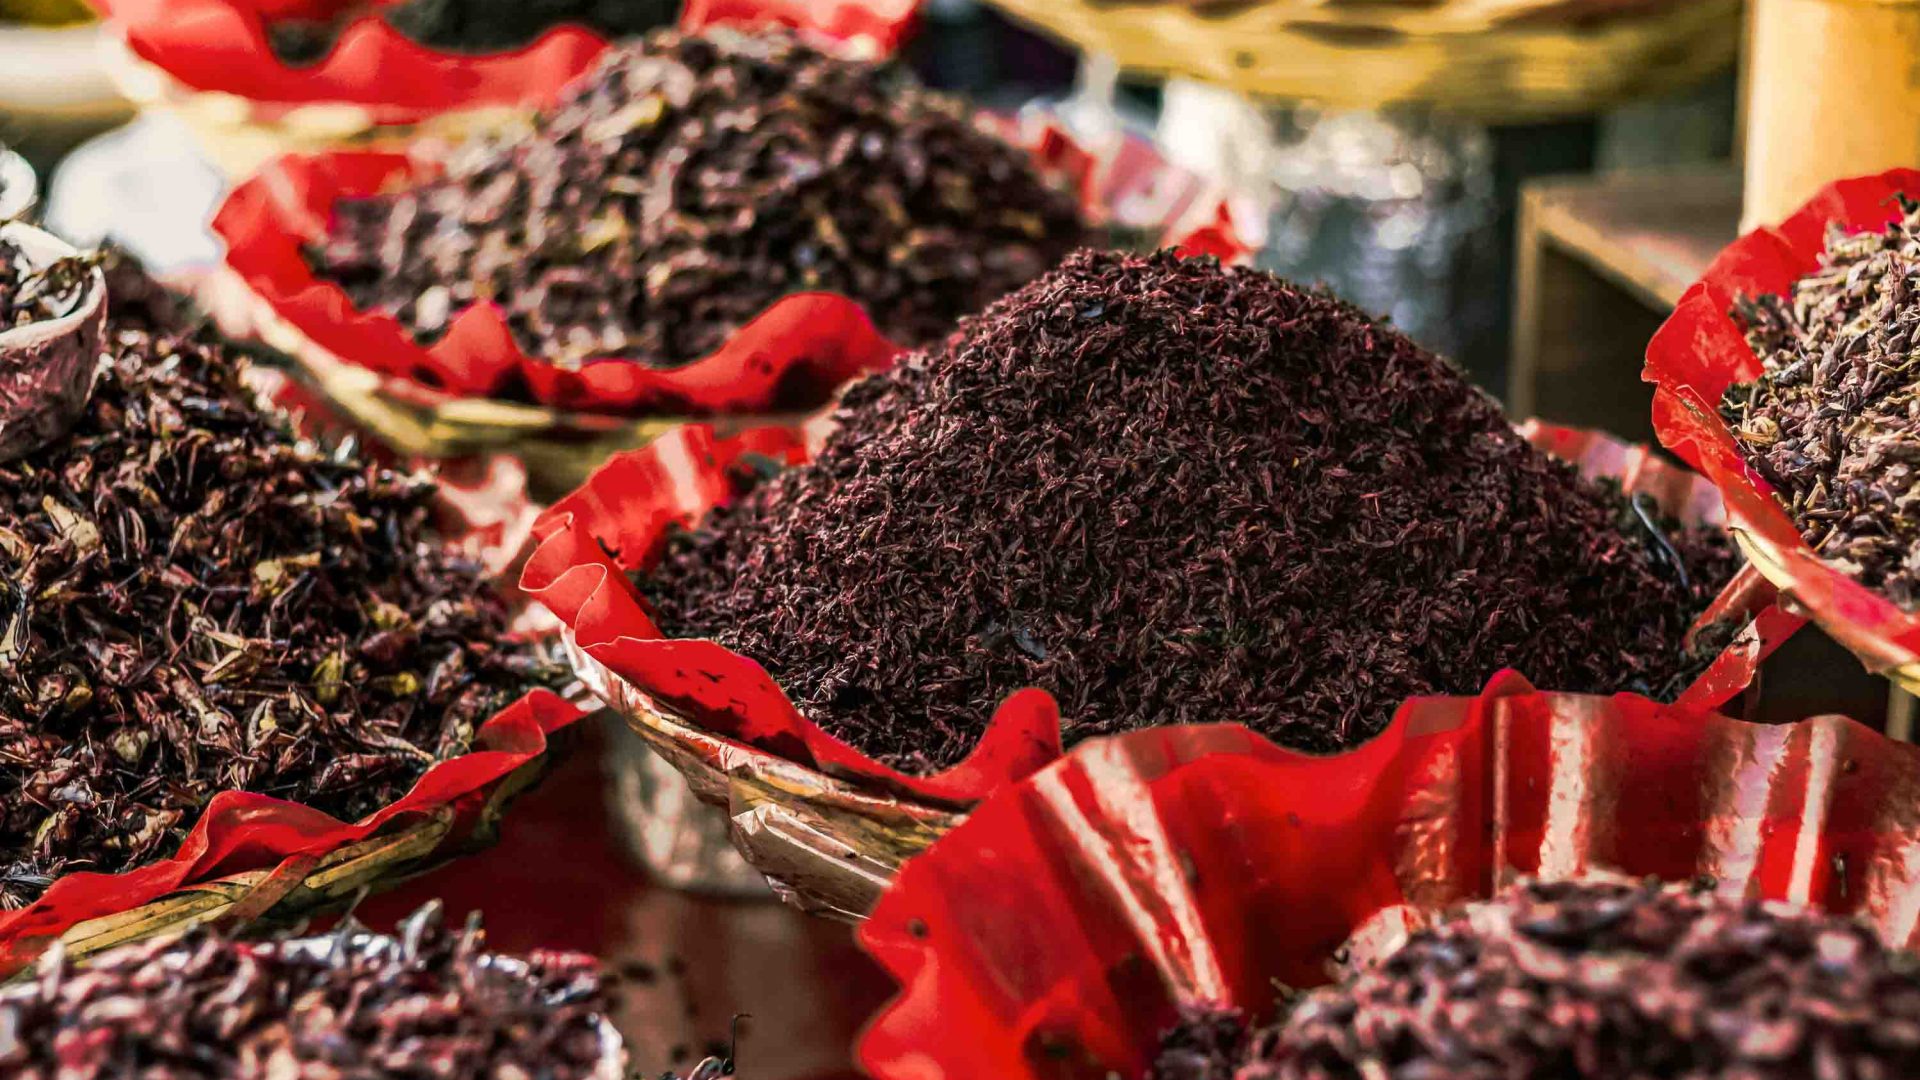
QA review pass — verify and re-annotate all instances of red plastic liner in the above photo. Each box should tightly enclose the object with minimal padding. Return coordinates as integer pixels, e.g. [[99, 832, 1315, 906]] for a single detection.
[[855, 675, 1920, 1080], [1644, 169, 1920, 681], [213, 114, 1246, 418], [521, 420, 1793, 808], [0, 689, 585, 976], [88, 0, 916, 124]]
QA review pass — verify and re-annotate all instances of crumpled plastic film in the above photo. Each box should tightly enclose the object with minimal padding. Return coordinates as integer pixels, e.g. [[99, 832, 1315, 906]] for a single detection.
[[855, 675, 1920, 1080]]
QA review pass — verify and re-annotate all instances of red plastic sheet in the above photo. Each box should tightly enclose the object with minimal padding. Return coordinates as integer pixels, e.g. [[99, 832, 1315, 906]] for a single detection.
[[521, 420, 1792, 809], [86, 0, 917, 124], [1644, 169, 1920, 681], [213, 112, 1246, 418], [89, 0, 609, 123], [855, 677, 1920, 1080], [0, 689, 585, 977]]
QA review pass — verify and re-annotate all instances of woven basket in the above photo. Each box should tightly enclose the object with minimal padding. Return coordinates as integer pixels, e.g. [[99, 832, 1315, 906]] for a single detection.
[[9, 748, 556, 975], [984, 0, 1741, 121]]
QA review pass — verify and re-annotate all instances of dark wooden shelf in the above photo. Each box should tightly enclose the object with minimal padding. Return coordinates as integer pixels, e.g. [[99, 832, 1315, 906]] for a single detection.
[[1508, 167, 1742, 446]]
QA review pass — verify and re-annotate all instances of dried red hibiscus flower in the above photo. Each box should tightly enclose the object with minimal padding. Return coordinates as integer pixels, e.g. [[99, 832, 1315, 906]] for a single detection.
[[0, 903, 617, 1079], [1723, 194, 1920, 611], [1152, 877, 1920, 1080], [640, 249, 1736, 774], [310, 27, 1091, 376], [0, 258, 562, 909]]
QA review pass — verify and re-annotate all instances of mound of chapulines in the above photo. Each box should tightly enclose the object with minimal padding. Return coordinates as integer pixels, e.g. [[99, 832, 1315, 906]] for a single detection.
[[0, 256, 559, 908], [311, 27, 1091, 383], [1152, 877, 1920, 1080], [641, 249, 1736, 775]]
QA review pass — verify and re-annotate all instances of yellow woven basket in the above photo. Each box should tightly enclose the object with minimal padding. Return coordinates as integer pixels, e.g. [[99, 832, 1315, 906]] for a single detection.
[[984, 0, 1742, 121]]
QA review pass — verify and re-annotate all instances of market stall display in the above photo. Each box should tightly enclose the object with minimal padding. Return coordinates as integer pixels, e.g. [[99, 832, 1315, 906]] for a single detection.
[[1646, 169, 1920, 694], [523, 251, 1794, 916], [0, 248, 583, 975], [857, 678, 1920, 1079]]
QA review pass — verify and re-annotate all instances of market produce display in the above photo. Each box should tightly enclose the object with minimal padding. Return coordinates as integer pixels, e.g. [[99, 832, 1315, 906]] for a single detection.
[[1153, 877, 1920, 1079], [20, 1, 1914, 1075], [0, 252, 562, 909], [640, 249, 1736, 773], [307, 27, 1091, 378], [0, 903, 622, 1078]]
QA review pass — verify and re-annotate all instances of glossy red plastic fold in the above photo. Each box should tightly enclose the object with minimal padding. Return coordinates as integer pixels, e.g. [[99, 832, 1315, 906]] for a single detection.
[[90, 0, 610, 122], [87, 0, 916, 124], [521, 420, 1791, 808], [855, 677, 1920, 1080], [0, 689, 585, 976], [1644, 169, 1920, 679], [213, 113, 1246, 418]]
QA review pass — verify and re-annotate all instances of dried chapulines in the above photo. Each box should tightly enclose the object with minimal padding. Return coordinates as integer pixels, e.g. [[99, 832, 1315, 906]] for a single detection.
[[266, 0, 678, 64], [643, 250, 1736, 775], [0, 259, 560, 909], [1723, 195, 1920, 610], [0, 903, 615, 1079], [0, 240, 91, 329], [311, 28, 1091, 378], [1151, 877, 1920, 1080]]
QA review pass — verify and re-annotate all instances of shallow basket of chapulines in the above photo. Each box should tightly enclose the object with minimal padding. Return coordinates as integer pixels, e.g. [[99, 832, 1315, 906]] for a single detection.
[[209, 108, 1247, 498], [1644, 168, 1920, 696], [852, 676, 1920, 1079], [85, 0, 915, 176], [0, 322, 588, 974], [0, 690, 582, 979], [519, 419, 1802, 920], [980, 0, 1739, 123]]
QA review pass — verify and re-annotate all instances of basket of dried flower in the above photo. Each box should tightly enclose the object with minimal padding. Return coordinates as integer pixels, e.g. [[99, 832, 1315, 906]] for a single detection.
[[85, 0, 914, 176], [980, 0, 1739, 122], [1644, 169, 1920, 696], [0, 255, 587, 977], [210, 15, 1247, 498], [856, 675, 1920, 1079], [521, 247, 1802, 918]]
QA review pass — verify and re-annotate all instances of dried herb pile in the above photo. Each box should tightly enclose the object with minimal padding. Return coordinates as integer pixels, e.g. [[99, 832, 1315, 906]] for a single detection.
[[642, 250, 1735, 774], [0, 260, 554, 909], [1725, 196, 1920, 610], [0, 904, 613, 1079], [311, 28, 1090, 380], [266, 0, 677, 64], [0, 238, 89, 330], [1152, 877, 1920, 1080]]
